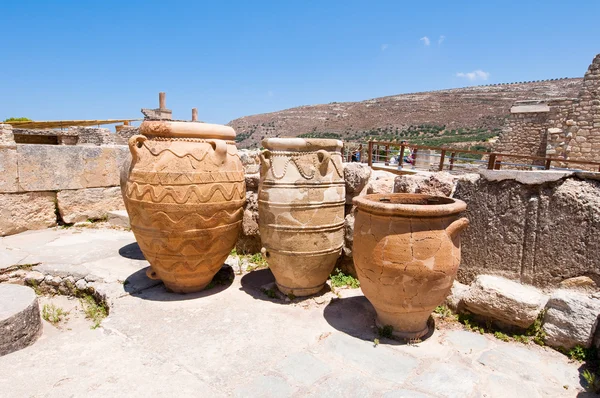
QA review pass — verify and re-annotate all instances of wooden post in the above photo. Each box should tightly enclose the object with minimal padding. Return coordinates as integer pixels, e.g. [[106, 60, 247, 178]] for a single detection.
[[439, 150, 446, 171], [412, 148, 418, 168], [399, 145, 405, 169], [386, 144, 391, 164], [159, 92, 166, 109], [487, 153, 496, 170], [449, 152, 456, 171], [192, 108, 198, 121], [495, 156, 502, 170], [124, 120, 130, 126], [544, 158, 552, 170], [368, 141, 373, 167]]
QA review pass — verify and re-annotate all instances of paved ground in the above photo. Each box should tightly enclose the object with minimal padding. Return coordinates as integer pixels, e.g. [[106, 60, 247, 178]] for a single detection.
[[0, 227, 592, 397]]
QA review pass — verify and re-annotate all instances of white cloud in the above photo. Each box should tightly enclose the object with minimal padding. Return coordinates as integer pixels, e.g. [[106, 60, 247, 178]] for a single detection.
[[381, 44, 388, 52], [456, 70, 490, 81], [419, 36, 430, 46], [438, 35, 445, 45]]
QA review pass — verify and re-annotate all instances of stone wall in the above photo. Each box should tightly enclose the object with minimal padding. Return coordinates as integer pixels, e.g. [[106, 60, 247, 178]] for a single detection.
[[0, 124, 129, 236], [452, 170, 600, 287], [494, 54, 600, 170]]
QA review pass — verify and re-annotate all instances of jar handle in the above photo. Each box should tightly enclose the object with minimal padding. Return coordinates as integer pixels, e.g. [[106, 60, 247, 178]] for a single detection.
[[128, 135, 147, 163], [317, 150, 331, 174], [259, 150, 272, 176], [207, 139, 227, 164], [446, 217, 469, 239]]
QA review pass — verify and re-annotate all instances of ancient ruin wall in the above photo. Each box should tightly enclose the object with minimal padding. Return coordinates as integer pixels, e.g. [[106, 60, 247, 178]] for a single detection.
[[562, 54, 600, 163], [494, 54, 600, 168]]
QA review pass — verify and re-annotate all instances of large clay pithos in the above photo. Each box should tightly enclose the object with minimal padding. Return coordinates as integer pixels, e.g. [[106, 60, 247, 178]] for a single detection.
[[258, 138, 345, 296], [352, 194, 469, 339], [124, 121, 245, 293]]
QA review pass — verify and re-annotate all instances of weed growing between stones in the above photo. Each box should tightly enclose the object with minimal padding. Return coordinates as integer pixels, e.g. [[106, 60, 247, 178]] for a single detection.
[[525, 310, 546, 346], [262, 288, 277, 299], [329, 268, 360, 289], [493, 331, 510, 342], [80, 294, 107, 329], [434, 305, 455, 320], [583, 369, 600, 393], [42, 304, 67, 325], [377, 325, 394, 339], [373, 338, 380, 347]]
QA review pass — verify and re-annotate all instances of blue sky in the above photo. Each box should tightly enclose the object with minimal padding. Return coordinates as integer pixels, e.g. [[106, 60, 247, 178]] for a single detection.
[[1, 0, 599, 125]]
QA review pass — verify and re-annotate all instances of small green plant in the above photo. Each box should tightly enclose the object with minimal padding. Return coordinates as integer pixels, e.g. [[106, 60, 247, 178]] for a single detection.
[[526, 310, 546, 346], [205, 281, 215, 290], [28, 280, 42, 296], [246, 253, 268, 272], [513, 334, 530, 344], [582, 369, 600, 393], [373, 338, 380, 347], [378, 325, 394, 339], [434, 305, 454, 319], [42, 304, 67, 325], [80, 295, 108, 329], [566, 345, 597, 362], [262, 288, 277, 299], [287, 293, 296, 300], [330, 268, 360, 289], [457, 313, 484, 334], [494, 331, 510, 342]]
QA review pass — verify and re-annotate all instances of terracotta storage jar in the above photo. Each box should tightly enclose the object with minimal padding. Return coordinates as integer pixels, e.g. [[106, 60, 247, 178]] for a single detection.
[[258, 138, 345, 296], [124, 121, 245, 293], [352, 193, 469, 339]]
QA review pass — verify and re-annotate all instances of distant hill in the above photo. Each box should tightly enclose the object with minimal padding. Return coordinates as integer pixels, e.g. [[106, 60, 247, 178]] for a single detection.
[[228, 78, 582, 150]]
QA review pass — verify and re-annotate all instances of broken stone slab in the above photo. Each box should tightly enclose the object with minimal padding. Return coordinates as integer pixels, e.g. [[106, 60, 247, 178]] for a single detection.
[[393, 172, 456, 197], [543, 289, 600, 349], [479, 170, 572, 185], [559, 276, 598, 291], [0, 284, 42, 356], [462, 275, 548, 329], [445, 280, 469, 312], [0, 192, 57, 237], [57, 187, 125, 224], [107, 210, 130, 228]]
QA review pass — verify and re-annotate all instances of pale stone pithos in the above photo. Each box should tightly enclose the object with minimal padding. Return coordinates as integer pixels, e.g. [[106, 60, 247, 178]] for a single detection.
[[258, 138, 345, 296]]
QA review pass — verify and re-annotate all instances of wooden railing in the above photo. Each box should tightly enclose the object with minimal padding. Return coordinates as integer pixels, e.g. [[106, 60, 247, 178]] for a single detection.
[[362, 141, 600, 172]]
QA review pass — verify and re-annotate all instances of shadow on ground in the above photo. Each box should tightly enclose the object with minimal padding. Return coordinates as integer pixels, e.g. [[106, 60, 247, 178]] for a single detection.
[[118, 242, 146, 260], [239, 268, 331, 304], [123, 265, 235, 301], [323, 295, 435, 346]]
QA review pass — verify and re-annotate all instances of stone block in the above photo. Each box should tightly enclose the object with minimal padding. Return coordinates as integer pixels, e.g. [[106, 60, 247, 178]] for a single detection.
[[0, 147, 18, 193], [57, 187, 125, 224], [445, 280, 469, 311], [462, 275, 548, 329], [0, 192, 57, 236], [367, 177, 394, 194], [16, 144, 130, 191], [107, 210, 130, 228], [344, 163, 371, 197], [0, 124, 15, 147], [543, 289, 600, 349], [393, 172, 456, 197]]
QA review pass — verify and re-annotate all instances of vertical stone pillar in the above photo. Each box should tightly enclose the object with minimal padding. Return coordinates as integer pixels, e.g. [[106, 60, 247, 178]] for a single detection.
[[192, 108, 198, 122], [159, 92, 166, 109], [0, 124, 16, 148]]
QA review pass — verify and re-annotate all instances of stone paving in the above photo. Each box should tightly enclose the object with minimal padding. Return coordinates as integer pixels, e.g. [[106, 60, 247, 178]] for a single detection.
[[0, 227, 593, 397]]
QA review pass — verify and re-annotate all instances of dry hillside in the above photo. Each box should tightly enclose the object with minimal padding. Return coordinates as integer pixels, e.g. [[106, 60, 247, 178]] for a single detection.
[[228, 78, 582, 149]]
